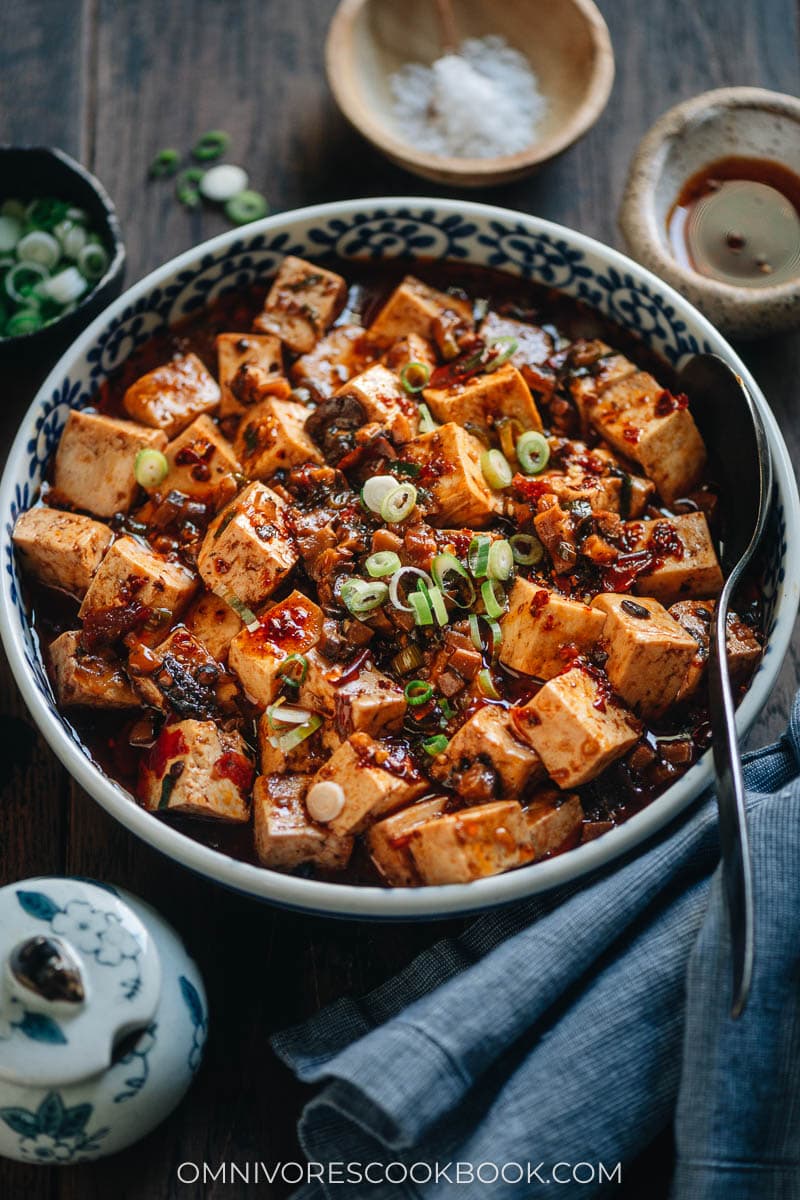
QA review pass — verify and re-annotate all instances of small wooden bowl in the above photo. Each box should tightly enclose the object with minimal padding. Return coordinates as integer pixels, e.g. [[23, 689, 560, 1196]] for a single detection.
[[325, 0, 615, 187]]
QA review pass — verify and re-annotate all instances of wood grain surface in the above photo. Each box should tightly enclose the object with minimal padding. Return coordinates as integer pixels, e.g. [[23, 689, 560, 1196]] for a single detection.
[[0, 2, 798, 1196]]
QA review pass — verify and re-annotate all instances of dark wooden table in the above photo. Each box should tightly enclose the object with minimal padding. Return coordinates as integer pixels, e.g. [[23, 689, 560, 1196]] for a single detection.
[[0, 2, 798, 1196]]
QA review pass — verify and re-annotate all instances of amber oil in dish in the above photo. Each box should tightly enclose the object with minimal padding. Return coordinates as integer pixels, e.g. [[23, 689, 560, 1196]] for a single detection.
[[667, 156, 800, 287]]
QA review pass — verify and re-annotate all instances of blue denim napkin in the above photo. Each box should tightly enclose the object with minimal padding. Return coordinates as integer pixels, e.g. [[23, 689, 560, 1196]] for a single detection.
[[272, 693, 800, 1199]]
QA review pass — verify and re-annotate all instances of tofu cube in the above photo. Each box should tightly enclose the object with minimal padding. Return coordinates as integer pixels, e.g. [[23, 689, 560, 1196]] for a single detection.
[[228, 589, 323, 707], [54, 409, 168, 518], [183, 592, 243, 661], [591, 593, 698, 718], [330, 664, 407, 738], [628, 512, 724, 605], [403, 422, 501, 528], [13, 506, 112, 598], [368, 275, 472, 348], [257, 712, 328, 776], [423, 363, 543, 433], [429, 704, 544, 798], [216, 332, 290, 419], [499, 578, 606, 680], [137, 719, 252, 821], [367, 797, 448, 886], [334, 363, 419, 443], [525, 791, 583, 859], [197, 481, 298, 606], [568, 343, 637, 430], [157, 414, 240, 504], [79, 534, 197, 625], [511, 667, 640, 788], [589, 371, 707, 504], [308, 732, 427, 836], [408, 800, 534, 885], [123, 352, 221, 438], [128, 624, 237, 716], [253, 256, 346, 354], [669, 600, 762, 701], [381, 331, 437, 373], [233, 396, 323, 479], [48, 631, 138, 709], [253, 775, 353, 871], [479, 312, 554, 390], [290, 324, 377, 399]]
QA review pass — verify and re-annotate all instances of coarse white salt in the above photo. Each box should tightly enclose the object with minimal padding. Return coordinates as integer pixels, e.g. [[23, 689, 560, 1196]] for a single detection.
[[389, 34, 547, 159]]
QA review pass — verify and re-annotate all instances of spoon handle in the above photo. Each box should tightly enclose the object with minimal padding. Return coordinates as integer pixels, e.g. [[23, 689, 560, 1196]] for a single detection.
[[708, 578, 754, 1019]]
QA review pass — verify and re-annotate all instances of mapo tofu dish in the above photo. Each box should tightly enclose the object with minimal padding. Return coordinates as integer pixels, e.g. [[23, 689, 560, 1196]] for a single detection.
[[14, 256, 764, 888]]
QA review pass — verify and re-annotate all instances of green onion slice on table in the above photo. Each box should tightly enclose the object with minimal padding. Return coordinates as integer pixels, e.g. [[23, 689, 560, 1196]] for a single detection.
[[225, 190, 269, 225], [192, 130, 230, 161], [149, 148, 181, 178]]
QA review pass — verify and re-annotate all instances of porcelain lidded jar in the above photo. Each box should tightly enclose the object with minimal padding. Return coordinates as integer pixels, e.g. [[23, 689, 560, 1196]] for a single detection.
[[0, 877, 207, 1163]]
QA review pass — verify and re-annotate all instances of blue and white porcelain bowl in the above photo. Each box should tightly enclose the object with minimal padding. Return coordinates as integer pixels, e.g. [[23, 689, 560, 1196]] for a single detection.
[[1, 199, 798, 919]]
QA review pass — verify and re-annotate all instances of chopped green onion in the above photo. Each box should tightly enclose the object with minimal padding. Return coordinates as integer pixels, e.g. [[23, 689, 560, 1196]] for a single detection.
[[199, 164, 249, 202], [393, 643, 424, 674], [399, 360, 430, 393], [278, 653, 308, 689], [0, 216, 22, 253], [225, 592, 259, 628], [394, 460, 421, 477], [6, 309, 42, 336], [149, 148, 181, 178], [25, 198, 69, 229], [273, 713, 323, 753], [469, 613, 502, 659], [516, 430, 550, 475], [439, 698, 456, 720], [497, 416, 525, 462], [192, 130, 230, 161], [509, 532, 544, 565], [410, 586, 433, 626], [481, 448, 513, 490], [340, 578, 388, 615], [431, 553, 475, 607], [362, 474, 398, 513], [477, 668, 501, 699], [267, 699, 313, 729], [176, 168, 205, 209], [66, 206, 89, 224], [225, 190, 269, 225], [468, 535, 492, 578], [423, 734, 449, 756], [481, 578, 507, 619], [404, 680, 433, 706], [134, 448, 169, 488], [62, 223, 87, 260], [484, 335, 518, 372], [0, 200, 26, 222], [365, 550, 401, 578], [380, 482, 417, 524], [5, 262, 49, 304], [417, 402, 438, 434], [37, 266, 87, 306], [389, 566, 432, 611], [428, 585, 449, 627], [487, 539, 514, 581], [77, 241, 109, 281]]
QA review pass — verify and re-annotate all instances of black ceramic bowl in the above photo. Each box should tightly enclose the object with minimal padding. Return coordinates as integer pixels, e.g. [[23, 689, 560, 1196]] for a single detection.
[[0, 146, 125, 361]]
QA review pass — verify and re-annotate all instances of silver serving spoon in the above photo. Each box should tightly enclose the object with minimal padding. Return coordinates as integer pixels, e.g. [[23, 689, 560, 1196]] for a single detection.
[[677, 353, 773, 1019]]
